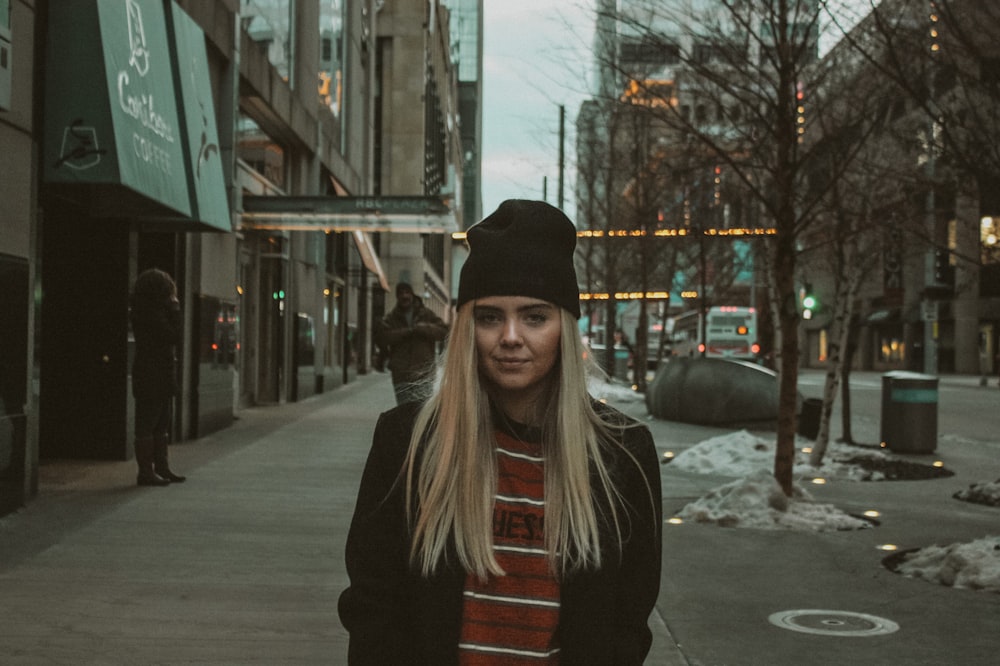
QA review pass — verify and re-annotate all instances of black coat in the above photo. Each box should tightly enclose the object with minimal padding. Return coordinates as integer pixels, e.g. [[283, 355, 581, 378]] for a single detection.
[[374, 300, 448, 383], [339, 401, 663, 665], [130, 298, 182, 400]]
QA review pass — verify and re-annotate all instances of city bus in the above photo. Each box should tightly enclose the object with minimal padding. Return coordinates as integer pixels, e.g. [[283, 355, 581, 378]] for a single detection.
[[669, 306, 760, 361]]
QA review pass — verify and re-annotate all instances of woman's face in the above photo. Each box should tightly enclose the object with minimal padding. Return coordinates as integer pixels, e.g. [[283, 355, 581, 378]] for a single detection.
[[473, 296, 562, 415]]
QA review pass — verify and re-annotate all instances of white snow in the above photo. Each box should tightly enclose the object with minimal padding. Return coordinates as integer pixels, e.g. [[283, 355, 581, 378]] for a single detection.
[[668, 429, 888, 482], [894, 536, 1000, 593], [587, 377, 1000, 594], [675, 468, 872, 532]]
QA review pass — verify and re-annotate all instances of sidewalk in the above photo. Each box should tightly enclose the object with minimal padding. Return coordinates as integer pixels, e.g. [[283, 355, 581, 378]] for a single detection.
[[617, 371, 1000, 666], [0, 373, 397, 664], [1, 370, 997, 665]]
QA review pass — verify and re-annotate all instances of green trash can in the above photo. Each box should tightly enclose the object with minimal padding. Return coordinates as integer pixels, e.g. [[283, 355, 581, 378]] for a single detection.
[[880, 371, 938, 453]]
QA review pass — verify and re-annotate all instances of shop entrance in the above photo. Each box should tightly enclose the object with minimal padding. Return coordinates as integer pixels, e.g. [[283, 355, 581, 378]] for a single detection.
[[0, 254, 29, 513], [38, 208, 182, 460], [39, 211, 131, 459]]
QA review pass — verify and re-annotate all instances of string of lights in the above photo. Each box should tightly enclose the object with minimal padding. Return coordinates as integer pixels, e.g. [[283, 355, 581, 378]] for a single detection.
[[452, 227, 776, 241]]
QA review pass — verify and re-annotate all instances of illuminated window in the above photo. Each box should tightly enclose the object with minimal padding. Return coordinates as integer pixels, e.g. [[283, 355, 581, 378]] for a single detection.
[[982, 216, 1000, 265]]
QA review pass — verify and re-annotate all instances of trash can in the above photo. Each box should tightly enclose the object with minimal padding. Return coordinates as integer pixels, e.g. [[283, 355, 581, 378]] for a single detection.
[[798, 398, 822, 440], [880, 371, 938, 453]]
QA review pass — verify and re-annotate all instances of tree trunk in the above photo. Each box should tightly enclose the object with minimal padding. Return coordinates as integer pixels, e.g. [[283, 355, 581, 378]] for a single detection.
[[773, 234, 800, 497], [839, 316, 861, 445], [636, 302, 649, 391]]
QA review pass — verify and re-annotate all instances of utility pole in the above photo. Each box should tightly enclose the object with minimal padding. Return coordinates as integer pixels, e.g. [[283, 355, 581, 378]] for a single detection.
[[923, 1, 940, 376], [558, 105, 565, 210]]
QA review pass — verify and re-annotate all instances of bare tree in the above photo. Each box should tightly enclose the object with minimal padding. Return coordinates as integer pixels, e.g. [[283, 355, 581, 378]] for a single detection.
[[589, 0, 885, 495]]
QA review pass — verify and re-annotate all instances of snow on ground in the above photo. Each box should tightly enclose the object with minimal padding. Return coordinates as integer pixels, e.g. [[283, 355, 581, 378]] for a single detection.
[[668, 429, 889, 481], [587, 377, 1000, 592], [674, 468, 871, 531], [665, 431, 876, 531], [953, 479, 1000, 507], [668, 429, 1000, 592], [894, 536, 1000, 593]]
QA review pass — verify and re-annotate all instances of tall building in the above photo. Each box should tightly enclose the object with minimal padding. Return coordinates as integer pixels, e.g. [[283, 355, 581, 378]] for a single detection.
[[0, 0, 463, 517], [374, 0, 464, 317], [443, 0, 484, 227]]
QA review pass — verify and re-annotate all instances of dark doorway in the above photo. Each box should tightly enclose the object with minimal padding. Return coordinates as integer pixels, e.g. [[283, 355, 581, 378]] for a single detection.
[[39, 209, 131, 459], [0, 254, 29, 514]]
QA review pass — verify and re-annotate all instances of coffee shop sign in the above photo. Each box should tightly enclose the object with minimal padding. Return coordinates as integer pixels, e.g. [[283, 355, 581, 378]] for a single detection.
[[118, 0, 175, 172]]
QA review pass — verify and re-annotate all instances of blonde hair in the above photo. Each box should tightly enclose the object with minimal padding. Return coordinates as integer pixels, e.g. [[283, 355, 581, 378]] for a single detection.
[[404, 303, 629, 579]]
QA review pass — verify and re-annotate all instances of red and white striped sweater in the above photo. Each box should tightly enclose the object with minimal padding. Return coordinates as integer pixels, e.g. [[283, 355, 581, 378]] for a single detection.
[[458, 430, 560, 664]]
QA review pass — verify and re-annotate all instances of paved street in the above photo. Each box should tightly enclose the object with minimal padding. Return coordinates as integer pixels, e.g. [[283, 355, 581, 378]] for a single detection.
[[1, 370, 998, 664]]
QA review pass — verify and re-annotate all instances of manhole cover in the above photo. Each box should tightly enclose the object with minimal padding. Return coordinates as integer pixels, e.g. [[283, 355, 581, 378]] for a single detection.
[[768, 610, 899, 637]]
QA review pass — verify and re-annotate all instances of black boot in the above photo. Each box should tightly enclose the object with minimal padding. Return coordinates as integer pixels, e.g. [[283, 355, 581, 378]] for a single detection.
[[154, 433, 186, 483], [136, 436, 170, 486]]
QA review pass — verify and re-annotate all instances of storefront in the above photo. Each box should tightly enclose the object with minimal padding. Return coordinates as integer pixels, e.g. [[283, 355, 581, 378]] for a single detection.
[[38, 0, 230, 460]]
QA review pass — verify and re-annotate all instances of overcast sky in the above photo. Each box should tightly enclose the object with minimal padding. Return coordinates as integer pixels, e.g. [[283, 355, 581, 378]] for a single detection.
[[476, 1, 873, 225], [479, 1, 595, 222]]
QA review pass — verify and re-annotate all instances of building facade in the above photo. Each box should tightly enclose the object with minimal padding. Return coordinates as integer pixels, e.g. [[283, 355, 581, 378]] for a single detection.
[[798, 0, 1000, 377], [0, 0, 467, 517], [373, 0, 463, 318]]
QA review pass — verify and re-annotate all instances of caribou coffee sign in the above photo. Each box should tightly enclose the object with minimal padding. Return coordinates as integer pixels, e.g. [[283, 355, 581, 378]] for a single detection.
[[118, 0, 176, 176], [44, 0, 190, 217]]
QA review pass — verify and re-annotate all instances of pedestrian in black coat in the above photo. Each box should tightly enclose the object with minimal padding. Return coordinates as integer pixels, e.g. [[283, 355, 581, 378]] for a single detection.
[[130, 268, 186, 486], [374, 282, 449, 405]]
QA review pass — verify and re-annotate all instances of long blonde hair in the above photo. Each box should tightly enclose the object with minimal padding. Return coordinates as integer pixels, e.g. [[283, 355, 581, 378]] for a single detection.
[[404, 303, 628, 579]]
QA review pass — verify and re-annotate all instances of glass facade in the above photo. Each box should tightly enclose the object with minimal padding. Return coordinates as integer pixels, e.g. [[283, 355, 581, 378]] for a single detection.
[[320, 0, 347, 115], [443, 0, 483, 222], [242, 0, 294, 80]]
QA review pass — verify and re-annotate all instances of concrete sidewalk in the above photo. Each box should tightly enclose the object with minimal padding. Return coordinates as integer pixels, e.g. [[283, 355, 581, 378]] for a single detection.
[[615, 372, 1000, 666], [0, 373, 398, 664], [2, 370, 997, 665]]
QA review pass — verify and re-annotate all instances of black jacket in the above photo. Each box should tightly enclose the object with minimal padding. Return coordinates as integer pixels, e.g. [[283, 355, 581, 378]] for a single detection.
[[339, 401, 663, 665], [374, 300, 448, 383], [130, 298, 182, 400]]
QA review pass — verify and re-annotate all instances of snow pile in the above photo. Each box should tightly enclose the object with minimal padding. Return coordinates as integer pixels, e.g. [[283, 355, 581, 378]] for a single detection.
[[953, 479, 1000, 507], [675, 469, 871, 531], [894, 536, 1000, 593], [588, 377, 644, 404], [669, 429, 887, 482]]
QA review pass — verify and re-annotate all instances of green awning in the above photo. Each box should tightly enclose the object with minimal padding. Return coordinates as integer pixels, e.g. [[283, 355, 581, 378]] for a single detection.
[[167, 2, 231, 231], [43, 0, 229, 231]]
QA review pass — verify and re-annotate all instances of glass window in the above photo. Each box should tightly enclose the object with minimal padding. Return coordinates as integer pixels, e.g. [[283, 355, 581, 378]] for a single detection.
[[982, 216, 1000, 265], [320, 0, 346, 115], [242, 0, 294, 81], [237, 113, 285, 189]]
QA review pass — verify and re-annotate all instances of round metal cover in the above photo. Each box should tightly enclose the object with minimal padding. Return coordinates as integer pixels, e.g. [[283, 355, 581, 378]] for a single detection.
[[768, 610, 900, 637]]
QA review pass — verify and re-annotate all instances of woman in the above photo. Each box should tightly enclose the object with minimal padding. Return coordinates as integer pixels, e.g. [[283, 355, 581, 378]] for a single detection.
[[339, 200, 662, 664], [130, 268, 186, 486]]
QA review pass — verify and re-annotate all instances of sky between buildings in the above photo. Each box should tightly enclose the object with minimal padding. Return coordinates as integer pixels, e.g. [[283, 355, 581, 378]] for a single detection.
[[478, 0, 875, 224]]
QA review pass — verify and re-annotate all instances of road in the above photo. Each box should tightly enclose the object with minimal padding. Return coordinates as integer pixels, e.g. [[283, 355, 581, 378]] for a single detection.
[[796, 369, 1000, 446]]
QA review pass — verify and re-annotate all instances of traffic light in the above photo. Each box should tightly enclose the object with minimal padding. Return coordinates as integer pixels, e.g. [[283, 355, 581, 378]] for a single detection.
[[933, 248, 954, 287], [796, 82, 806, 142], [801, 283, 817, 320]]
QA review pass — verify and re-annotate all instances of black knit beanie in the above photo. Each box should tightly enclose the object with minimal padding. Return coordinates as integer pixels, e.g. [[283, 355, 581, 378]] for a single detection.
[[457, 199, 581, 318]]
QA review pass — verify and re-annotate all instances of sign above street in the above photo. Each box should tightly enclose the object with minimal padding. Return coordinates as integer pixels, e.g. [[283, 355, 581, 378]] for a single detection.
[[241, 195, 458, 233]]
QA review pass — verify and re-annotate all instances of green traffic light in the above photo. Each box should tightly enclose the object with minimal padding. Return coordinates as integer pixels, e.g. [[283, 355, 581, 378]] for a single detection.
[[802, 295, 817, 309]]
